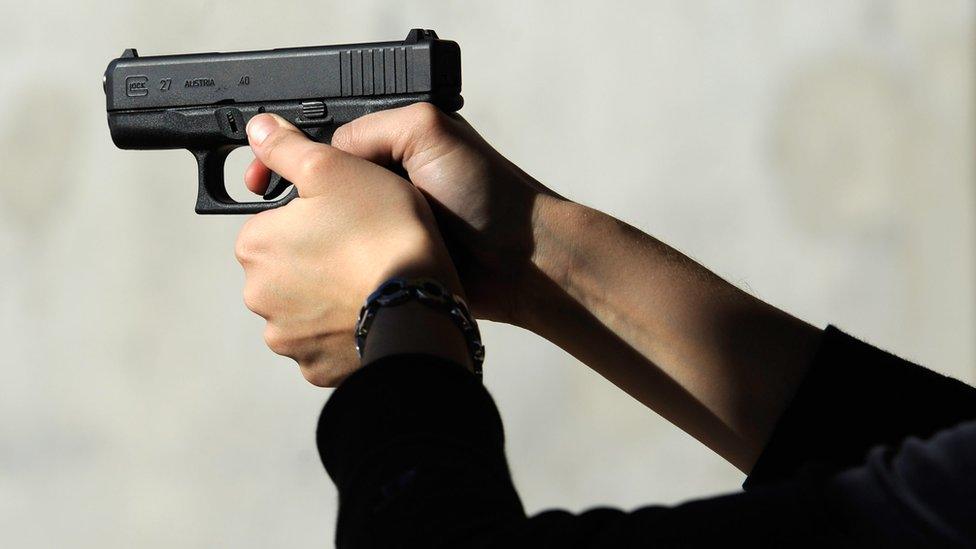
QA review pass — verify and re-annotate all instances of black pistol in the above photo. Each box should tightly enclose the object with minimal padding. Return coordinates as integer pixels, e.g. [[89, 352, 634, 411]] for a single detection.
[[103, 29, 462, 214]]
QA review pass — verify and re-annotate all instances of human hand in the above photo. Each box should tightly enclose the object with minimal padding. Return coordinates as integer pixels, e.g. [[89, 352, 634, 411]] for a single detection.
[[236, 113, 463, 387], [245, 103, 563, 326]]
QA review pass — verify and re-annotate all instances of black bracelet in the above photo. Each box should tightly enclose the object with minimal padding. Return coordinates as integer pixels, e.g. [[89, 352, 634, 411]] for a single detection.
[[354, 278, 485, 378]]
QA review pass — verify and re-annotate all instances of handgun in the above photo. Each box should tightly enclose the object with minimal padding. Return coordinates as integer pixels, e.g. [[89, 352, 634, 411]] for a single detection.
[[103, 29, 462, 214]]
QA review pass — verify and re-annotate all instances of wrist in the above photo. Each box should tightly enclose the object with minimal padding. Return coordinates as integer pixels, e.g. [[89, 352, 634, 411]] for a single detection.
[[512, 195, 598, 332], [361, 300, 475, 371], [369, 230, 465, 301], [356, 277, 482, 374]]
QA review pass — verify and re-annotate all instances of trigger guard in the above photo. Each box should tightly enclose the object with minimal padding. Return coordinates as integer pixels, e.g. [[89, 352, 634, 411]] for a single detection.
[[263, 172, 292, 200], [193, 147, 300, 214], [271, 186, 300, 208]]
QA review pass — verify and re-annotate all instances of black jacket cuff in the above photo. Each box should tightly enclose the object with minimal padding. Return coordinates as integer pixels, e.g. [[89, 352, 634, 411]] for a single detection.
[[746, 326, 976, 488], [317, 354, 509, 493]]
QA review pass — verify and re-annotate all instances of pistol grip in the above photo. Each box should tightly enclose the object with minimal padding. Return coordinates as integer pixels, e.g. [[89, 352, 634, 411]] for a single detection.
[[192, 147, 298, 215]]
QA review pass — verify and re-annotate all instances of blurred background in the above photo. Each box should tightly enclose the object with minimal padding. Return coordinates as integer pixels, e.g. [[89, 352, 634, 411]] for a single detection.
[[1, 1, 973, 547]]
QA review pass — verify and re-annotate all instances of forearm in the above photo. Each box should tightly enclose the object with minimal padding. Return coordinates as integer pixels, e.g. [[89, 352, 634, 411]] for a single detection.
[[517, 196, 822, 471]]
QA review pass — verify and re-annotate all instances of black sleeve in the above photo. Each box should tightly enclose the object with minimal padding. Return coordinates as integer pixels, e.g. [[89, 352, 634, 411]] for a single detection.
[[316, 328, 976, 548], [745, 326, 976, 487]]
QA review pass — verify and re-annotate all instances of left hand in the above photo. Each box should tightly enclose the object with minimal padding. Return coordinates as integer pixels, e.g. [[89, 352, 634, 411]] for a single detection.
[[235, 113, 463, 387]]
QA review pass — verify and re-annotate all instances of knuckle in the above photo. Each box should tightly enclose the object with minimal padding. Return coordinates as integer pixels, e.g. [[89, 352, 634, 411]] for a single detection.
[[263, 326, 292, 356], [293, 339, 357, 387], [234, 218, 265, 263], [241, 283, 266, 316], [410, 102, 446, 132], [409, 101, 439, 121], [234, 241, 251, 266], [330, 124, 353, 150], [234, 234, 251, 265], [299, 358, 345, 388], [297, 146, 338, 180]]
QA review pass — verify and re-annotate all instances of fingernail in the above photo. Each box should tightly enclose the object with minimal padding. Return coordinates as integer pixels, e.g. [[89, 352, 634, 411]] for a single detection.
[[247, 114, 276, 145]]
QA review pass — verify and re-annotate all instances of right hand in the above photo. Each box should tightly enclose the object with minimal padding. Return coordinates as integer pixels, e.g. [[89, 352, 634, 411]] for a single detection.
[[237, 113, 465, 387], [245, 103, 563, 325]]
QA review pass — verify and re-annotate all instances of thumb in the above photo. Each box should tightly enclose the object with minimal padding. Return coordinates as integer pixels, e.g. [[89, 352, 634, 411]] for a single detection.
[[246, 113, 352, 198], [330, 102, 464, 174]]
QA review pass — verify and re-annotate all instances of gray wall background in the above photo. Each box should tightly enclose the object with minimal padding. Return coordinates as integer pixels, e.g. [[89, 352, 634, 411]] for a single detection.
[[1, 1, 973, 547]]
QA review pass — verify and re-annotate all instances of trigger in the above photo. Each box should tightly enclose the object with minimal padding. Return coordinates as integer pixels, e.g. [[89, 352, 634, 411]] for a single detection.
[[263, 173, 292, 200]]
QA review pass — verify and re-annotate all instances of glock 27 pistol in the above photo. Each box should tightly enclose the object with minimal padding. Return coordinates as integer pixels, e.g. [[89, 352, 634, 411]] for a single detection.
[[103, 29, 462, 214]]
